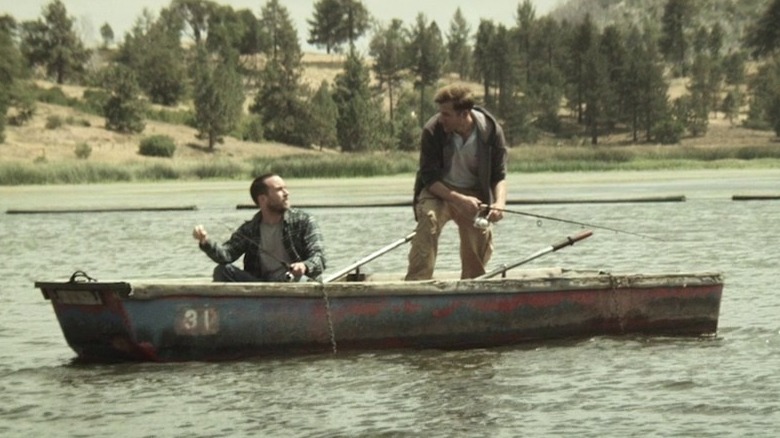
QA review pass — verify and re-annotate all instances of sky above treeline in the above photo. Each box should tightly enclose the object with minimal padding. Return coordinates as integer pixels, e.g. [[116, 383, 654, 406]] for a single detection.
[[1, 0, 563, 51]]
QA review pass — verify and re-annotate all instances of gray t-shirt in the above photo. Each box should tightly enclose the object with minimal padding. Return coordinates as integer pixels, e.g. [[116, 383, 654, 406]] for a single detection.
[[259, 222, 292, 281], [443, 110, 484, 189]]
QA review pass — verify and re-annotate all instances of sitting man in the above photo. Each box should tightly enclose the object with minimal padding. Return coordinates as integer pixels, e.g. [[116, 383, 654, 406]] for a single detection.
[[193, 173, 326, 282]]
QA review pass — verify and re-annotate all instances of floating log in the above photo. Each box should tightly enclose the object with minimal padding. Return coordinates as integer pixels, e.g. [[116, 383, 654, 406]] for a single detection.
[[236, 195, 686, 210], [732, 195, 780, 201], [506, 195, 686, 205], [6, 206, 198, 215]]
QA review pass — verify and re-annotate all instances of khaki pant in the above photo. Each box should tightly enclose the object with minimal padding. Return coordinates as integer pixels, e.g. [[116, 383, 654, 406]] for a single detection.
[[405, 188, 493, 280]]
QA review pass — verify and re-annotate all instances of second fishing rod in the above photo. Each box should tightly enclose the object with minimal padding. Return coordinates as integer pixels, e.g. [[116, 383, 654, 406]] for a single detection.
[[479, 204, 664, 241]]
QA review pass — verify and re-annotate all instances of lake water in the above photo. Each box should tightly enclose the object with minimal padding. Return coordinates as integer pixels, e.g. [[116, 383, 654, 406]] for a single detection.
[[1, 170, 779, 437]]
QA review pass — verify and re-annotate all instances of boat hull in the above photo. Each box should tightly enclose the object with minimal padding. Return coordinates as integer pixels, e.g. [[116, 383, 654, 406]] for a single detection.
[[36, 271, 723, 362]]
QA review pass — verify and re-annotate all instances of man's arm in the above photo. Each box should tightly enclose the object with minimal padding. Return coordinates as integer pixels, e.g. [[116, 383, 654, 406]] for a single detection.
[[194, 223, 248, 264], [487, 179, 506, 222], [292, 214, 326, 279]]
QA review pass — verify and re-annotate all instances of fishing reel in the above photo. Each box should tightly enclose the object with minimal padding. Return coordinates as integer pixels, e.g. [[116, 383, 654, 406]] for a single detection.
[[473, 215, 490, 230], [283, 271, 294, 282]]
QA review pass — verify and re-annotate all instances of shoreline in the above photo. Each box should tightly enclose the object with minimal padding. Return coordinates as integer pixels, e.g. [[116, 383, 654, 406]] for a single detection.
[[2, 169, 779, 213]]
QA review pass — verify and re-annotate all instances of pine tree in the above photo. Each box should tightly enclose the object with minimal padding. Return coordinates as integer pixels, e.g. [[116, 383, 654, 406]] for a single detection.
[[309, 81, 339, 150], [116, 9, 187, 106], [369, 18, 407, 132], [473, 19, 497, 105], [446, 8, 471, 79], [624, 25, 670, 142], [744, 0, 780, 59], [515, 0, 536, 89], [659, 0, 697, 77], [252, 59, 311, 146], [0, 24, 23, 142], [19, 0, 90, 84], [236, 9, 266, 55], [261, 0, 302, 77], [583, 34, 609, 144], [531, 17, 565, 134], [493, 24, 518, 120], [745, 55, 780, 135], [249, 0, 311, 147], [100, 23, 114, 49], [170, 0, 218, 46], [103, 65, 146, 134], [407, 14, 445, 127], [685, 54, 712, 136], [600, 25, 627, 131], [566, 14, 597, 124], [308, 0, 370, 54], [333, 50, 388, 151], [193, 50, 244, 149]]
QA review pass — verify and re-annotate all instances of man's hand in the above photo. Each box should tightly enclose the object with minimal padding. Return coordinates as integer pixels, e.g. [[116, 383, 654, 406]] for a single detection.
[[192, 225, 208, 244], [486, 203, 505, 223], [451, 192, 482, 218], [289, 262, 307, 277]]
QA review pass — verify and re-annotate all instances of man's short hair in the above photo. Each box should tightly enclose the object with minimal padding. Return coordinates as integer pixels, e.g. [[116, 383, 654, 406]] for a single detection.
[[250, 173, 277, 205], [434, 84, 475, 112]]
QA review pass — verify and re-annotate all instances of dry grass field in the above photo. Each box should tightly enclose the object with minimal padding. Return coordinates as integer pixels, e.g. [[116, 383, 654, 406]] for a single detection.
[[1, 52, 777, 169]]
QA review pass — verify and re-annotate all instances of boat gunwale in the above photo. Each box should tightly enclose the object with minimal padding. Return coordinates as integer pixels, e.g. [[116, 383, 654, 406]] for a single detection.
[[36, 270, 724, 300]]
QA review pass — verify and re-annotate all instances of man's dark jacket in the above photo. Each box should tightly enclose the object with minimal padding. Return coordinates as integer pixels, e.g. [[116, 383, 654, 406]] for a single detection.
[[412, 106, 508, 217]]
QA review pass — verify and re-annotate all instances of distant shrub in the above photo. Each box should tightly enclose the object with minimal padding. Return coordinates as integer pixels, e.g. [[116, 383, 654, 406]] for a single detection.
[[147, 108, 196, 126], [64, 116, 91, 127], [82, 89, 110, 114], [736, 145, 780, 160], [36, 87, 72, 105], [139, 135, 176, 158], [653, 119, 685, 145], [8, 92, 36, 126], [7, 106, 35, 126], [45, 115, 64, 130], [74, 142, 92, 159], [238, 116, 264, 142]]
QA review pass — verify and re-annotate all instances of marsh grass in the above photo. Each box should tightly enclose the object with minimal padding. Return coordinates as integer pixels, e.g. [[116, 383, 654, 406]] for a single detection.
[[509, 144, 780, 172], [249, 153, 419, 178], [1, 144, 778, 185]]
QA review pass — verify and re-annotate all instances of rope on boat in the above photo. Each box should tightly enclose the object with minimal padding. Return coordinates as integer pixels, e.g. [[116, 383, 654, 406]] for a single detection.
[[608, 274, 626, 333], [319, 281, 338, 354]]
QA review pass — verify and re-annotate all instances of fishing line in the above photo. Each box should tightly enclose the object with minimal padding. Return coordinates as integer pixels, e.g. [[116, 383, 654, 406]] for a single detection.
[[482, 205, 665, 241]]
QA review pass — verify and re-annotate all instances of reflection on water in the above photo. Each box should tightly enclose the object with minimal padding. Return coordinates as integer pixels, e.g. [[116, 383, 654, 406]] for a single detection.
[[1, 180, 780, 436]]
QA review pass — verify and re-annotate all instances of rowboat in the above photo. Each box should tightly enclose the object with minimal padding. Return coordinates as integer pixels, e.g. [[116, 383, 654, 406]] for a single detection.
[[35, 265, 723, 362]]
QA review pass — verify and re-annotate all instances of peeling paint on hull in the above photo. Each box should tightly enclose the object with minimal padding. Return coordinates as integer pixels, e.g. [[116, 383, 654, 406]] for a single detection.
[[36, 270, 723, 362]]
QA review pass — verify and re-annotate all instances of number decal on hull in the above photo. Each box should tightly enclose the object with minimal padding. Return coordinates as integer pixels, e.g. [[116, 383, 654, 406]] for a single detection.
[[175, 307, 219, 336]]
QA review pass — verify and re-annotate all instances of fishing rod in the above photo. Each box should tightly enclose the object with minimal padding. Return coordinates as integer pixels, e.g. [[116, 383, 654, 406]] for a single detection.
[[481, 204, 664, 241], [477, 229, 593, 280], [323, 232, 416, 283]]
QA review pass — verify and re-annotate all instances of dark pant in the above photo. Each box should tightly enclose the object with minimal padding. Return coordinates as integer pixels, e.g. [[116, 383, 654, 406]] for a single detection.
[[212, 264, 306, 282], [213, 264, 261, 282]]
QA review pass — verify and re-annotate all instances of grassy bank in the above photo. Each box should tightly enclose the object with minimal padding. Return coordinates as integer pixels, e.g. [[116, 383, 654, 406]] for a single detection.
[[1, 145, 779, 185]]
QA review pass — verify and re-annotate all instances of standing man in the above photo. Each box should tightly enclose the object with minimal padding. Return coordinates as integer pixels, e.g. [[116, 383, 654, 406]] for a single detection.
[[406, 84, 508, 280], [193, 173, 326, 282]]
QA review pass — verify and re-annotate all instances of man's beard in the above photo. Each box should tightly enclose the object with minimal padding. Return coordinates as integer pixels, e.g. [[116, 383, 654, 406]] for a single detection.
[[266, 200, 288, 214]]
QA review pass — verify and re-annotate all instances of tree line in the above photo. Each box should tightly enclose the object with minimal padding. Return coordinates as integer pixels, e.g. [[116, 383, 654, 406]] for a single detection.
[[2, 0, 780, 150]]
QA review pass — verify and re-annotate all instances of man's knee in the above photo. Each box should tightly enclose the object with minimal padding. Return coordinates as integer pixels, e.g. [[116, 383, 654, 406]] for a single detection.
[[212, 264, 233, 282]]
